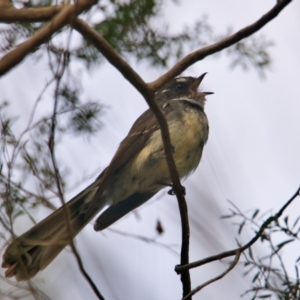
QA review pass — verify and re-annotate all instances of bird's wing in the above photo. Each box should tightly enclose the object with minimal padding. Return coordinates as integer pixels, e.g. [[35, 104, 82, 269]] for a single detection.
[[85, 102, 173, 218], [94, 190, 156, 231]]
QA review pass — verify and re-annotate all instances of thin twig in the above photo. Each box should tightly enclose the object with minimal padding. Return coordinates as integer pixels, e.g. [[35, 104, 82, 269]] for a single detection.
[[0, 4, 63, 23], [0, 0, 97, 76], [182, 251, 241, 299], [269, 237, 294, 296], [148, 0, 292, 91], [175, 186, 300, 274]]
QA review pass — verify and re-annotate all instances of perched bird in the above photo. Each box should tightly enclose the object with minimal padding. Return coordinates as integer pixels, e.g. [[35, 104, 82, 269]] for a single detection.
[[2, 73, 212, 281]]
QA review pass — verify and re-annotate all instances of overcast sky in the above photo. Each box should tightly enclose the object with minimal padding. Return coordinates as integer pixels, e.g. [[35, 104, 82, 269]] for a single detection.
[[1, 1, 300, 299]]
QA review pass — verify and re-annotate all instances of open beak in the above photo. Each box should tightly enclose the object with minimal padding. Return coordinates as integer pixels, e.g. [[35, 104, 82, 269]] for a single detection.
[[191, 73, 214, 96]]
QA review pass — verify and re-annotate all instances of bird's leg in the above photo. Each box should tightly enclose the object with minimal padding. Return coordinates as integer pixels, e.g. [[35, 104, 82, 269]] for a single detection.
[[167, 185, 186, 196], [164, 145, 175, 157], [157, 181, 185, 196]]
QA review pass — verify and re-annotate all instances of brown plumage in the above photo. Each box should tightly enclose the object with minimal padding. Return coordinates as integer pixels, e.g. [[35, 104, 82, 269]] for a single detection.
[[2, 74, 212, 281]]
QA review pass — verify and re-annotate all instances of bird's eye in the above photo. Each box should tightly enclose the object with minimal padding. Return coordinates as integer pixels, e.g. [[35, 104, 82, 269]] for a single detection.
[[176, 83, 184, 89]]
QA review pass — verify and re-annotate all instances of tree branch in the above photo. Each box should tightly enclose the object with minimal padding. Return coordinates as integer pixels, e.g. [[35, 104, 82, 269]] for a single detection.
[[71, 18, 149, 96], [0, 4, 62, 23], [182, 251, 241, 299], [0, 0, 97, 76], [175, 186, 300, 274], [148, 0, 292, 91], [72, 17, 191, 297]]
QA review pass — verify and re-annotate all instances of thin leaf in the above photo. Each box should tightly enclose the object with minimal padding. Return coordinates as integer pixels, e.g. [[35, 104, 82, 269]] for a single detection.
[[258, 294, 272, 299], [252, 271, 260, 283], [276, 239, 294, 251], [292, 215, 300, 229], [252, 209, 260, 219], [220, 214, 234, 219], [284, 215, 289, 226], [248, 247, 254, 260], [238, 220, 246, 235]]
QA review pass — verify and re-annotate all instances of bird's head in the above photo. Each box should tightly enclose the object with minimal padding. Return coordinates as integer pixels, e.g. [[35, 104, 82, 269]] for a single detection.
[[156, 73, 213, 108]]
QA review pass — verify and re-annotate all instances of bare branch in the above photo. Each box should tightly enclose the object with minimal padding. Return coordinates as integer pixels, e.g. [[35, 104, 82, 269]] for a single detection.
[[71, 18, 149, 97], [182, 251, 241, 299], [0, 0, 11, 6], [0, 0, 97, 76], [148, 0, 292, 91], [175, 186, 300, 274], [0, 4, 62, 23]]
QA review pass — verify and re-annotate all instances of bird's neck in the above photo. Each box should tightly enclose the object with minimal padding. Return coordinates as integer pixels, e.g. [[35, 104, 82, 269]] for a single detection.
[[170, 97, 206, 111]]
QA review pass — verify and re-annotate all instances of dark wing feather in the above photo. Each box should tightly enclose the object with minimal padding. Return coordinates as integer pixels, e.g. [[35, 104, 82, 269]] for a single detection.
[[94, 191, 156, 231]]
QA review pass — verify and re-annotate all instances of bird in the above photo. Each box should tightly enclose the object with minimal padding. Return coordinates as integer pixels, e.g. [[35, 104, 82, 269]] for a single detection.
[[2, 73, 212, 281]]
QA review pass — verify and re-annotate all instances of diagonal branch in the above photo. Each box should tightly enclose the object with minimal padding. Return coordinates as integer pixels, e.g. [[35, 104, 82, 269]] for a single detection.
[[0, 0, 97, 76], [182, 251, 241, 300], [0, 4, 62, 23], [71, 18, 148, 97], [148, 0, 292, 91], [175, 186, 300, 274]]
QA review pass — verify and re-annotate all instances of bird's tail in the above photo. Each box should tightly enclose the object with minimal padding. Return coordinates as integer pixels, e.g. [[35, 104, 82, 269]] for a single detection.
[[2, 183, 104, 281]]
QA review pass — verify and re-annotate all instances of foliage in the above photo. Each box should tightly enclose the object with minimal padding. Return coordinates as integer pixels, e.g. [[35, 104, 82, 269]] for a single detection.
[[1, 0, 273, 72], [223, 203, 300, 300]]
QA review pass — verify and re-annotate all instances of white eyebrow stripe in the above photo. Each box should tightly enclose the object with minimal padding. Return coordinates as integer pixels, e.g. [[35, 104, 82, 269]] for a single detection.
[[167, 97, 193, 101], [176, 78, 188, 82]]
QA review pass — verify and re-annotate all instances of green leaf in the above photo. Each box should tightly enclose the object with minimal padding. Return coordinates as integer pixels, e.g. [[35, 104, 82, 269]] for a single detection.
[[68, 102, 104, 135], [258, 294, 272, 299], [260, 232, 269, 242], [292, 215, 300, 229], [252, 271, 260, 283], [220, 214, 234, 219], [284, 215, 289, 226], [248, 247, 254, 260], [251, 209, 259, 219], [238, 221, 246, 235], [276, 239, 294, 251]]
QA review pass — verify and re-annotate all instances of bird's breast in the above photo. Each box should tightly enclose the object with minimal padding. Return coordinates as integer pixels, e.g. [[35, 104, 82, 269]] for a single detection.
[[132, 107, 208, 181], [168, 107, 208, 178], [105, 105, 208, 204]]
